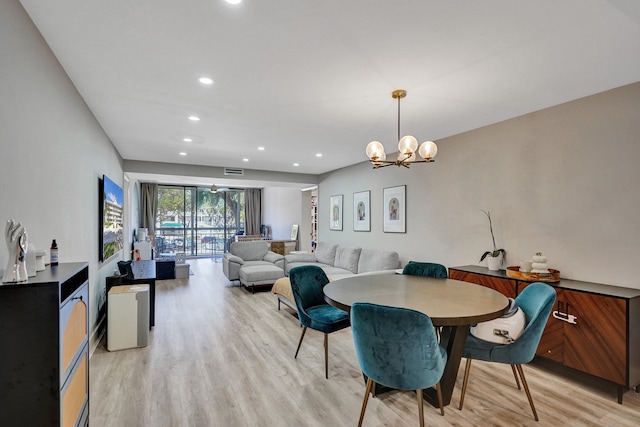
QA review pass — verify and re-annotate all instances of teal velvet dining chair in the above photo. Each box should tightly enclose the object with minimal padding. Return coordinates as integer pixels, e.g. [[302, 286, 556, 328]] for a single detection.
[[289, 265, 351, 379], [351, 302, 447, 427], [402, 261, 448, 278], [458, 282, 556, 421]]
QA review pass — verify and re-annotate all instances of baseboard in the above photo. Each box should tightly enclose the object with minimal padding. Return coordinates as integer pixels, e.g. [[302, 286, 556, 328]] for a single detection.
[[89, 314, 106, 357]]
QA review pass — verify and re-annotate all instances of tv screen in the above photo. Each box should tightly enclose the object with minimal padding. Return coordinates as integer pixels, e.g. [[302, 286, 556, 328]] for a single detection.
[[101, 175, 124, 261]]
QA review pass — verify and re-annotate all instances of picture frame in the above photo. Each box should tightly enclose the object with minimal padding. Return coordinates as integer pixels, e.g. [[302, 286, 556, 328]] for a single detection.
[[100, 174, 124, 261], [353, 190, 370, 232], [383, 185, 406, 233], [329, 194, 343, 230], [290, 224, 299, 240]]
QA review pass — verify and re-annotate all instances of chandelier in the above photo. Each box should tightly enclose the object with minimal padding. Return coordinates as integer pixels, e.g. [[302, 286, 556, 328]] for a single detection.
[[365, 89, 437, 168]]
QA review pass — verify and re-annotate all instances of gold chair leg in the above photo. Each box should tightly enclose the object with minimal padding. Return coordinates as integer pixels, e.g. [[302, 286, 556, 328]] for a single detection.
[[324, 333, 329, 379], [516, 364, 539, 421], [511, 364, 521, 390], [459, 358, 472, 410], [416, 388, 425, 427], [358, 378, 375, 427], [435, 381, 445, 416], [294, 326, 307, 358]]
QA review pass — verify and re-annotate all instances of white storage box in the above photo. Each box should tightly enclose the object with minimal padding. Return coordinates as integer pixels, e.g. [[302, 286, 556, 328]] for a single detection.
[[107, 284, 150, 351], [175, 263, 190, 279]]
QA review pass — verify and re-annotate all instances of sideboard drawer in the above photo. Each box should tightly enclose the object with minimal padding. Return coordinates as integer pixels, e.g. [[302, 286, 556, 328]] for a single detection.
[[449, 269, 516, 298], [60, 281, 88, 380]]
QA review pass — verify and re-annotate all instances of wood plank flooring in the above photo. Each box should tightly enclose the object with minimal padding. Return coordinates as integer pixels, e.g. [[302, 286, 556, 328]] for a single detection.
[[90, 258, 640, 426]]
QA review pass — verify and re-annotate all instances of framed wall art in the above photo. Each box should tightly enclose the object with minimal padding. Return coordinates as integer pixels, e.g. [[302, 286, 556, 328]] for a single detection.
[[330, 194, 343, 230], [353, 190, 370, 232], [383, 185, 406, 233]]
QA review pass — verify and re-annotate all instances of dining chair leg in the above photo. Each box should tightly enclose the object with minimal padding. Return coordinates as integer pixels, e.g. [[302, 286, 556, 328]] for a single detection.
[[435, 381, 445, 416], [458, 358, 472, 410], [416, 388, 425, 427], [324, 333, 329, 379], [516, 364, 539, 421], [294, 326, 307, 358], [358, 378, 375, 427], [511, 364, 521, 390]]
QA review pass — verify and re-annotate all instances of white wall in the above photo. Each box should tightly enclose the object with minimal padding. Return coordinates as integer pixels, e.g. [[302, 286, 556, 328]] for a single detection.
[[262, 187, 302, 240], [318, 83, 640, 289], [0, 0, 124, 346]]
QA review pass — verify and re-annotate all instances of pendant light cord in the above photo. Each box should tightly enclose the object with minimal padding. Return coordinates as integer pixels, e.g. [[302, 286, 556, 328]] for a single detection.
[[397, 95, 401, 142]]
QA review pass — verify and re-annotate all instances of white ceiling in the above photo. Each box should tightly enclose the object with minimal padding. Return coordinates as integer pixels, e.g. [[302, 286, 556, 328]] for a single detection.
[[19, 0, 640, 180]]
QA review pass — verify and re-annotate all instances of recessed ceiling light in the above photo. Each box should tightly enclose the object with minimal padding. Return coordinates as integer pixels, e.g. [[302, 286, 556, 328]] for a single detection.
[[188, 115, 200, 121], [183, 137, 193, 142], [243, 158, 249, 162], [226, 0, 242, 4], [258, 146, 265, 151], [198, 77, 213, 85], [179, 152, 187, 156], [316, 153, 322, 157], [293, 163, 300, 167]]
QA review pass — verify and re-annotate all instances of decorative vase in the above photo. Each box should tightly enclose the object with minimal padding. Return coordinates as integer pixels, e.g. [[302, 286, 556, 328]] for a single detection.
[[487, 254, 502, 271]]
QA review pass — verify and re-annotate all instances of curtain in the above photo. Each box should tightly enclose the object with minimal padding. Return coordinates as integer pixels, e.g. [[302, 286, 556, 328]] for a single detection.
[[140, 183, 158, 243], [244, 188, 262, 236]]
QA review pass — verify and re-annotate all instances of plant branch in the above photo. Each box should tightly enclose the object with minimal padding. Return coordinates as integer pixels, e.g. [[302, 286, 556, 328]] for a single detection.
[[481, 209, 497, 252]]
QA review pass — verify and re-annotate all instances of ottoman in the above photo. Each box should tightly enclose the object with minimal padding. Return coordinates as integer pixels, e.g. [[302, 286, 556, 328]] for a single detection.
[[239, 264, 285, 294]]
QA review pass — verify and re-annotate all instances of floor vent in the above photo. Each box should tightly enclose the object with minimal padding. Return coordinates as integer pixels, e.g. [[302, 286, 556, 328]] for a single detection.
[[224, 168, 244, 176]]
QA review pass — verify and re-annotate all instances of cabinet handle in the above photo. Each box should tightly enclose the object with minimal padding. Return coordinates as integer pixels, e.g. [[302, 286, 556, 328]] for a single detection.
[[72, 295, 83, 302], [553, 309, 577, 325]]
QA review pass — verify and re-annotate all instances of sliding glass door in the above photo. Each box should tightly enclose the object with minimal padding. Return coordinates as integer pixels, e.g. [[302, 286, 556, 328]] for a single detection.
[[155, 185, 244, 258]]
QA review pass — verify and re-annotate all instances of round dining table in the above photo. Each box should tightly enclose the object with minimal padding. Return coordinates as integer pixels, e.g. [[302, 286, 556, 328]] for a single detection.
[[323, 273, 509, 407]]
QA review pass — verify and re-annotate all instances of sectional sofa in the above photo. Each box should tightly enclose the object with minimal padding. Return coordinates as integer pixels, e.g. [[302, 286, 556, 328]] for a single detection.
[[272, 242, 400, 310]]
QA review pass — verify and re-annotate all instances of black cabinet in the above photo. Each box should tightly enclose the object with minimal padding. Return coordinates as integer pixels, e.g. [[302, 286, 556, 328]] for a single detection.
[[0, 262, 89, 426]]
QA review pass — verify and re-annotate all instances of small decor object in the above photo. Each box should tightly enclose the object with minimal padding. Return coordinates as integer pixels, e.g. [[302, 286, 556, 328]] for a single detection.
[[479, 210, 506, 271], [2, 219, 29, 284], [383, 185, 406, 233], [353, 191, 370, 232], [35, 250, 47, 271], [520, 260, 533, 273], [531, 252, 549, 273], [329, 195, 343, 230], [50, 239, 59, 266]]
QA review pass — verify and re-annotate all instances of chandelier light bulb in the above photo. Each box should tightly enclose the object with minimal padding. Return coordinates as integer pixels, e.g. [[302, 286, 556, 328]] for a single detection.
[[398, 135, 418, 155], [418, 140, 438, 160], [366, 141, 386, 161]]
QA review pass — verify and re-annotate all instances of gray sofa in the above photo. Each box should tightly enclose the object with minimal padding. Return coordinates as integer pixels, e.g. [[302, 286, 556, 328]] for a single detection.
[[223, 241, 285, 292], [284, 242, 399, 280], [272, 242, 399, 311]]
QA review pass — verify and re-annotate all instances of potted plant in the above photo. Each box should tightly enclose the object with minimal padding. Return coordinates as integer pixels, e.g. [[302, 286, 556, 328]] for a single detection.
[[479, 210, 506, 271]]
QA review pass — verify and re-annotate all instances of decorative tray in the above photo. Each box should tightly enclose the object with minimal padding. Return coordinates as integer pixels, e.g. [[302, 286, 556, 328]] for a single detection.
[[506, 266, 561, 282]]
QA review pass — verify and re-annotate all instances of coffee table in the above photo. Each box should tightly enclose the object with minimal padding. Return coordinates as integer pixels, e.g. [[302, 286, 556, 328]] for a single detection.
[[324, 273, 508, 407]]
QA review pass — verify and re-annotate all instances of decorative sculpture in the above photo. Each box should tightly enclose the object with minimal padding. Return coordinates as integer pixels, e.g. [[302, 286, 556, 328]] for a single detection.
[[2, 219, 29, 283]]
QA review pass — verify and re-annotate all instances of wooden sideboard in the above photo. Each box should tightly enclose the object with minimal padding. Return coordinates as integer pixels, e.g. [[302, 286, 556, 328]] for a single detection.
[[0, 262, 90, 426], [450, 265, 640, 403], [268, 239, 297, 255]]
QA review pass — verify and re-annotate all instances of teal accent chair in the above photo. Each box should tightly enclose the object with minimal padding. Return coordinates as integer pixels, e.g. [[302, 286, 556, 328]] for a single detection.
[[402, 261, 448, 278], [458, 282, 556, 421], [289, 265, 350, 379], [351, 302, 447, 427]]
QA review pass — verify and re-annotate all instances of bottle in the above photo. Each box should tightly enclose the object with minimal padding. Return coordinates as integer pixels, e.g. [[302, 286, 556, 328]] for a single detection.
[[50, 239, 59, 266]]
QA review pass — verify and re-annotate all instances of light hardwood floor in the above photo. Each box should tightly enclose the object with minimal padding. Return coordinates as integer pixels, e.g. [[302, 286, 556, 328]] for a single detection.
[[90, 258, 640, 426]]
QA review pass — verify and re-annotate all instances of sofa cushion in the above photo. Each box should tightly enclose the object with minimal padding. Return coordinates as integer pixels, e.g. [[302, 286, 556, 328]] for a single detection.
[[230, 241, 270, 261], [315, 242, 338, 266], [334, 246, 362, 274], [357, 248, 399, 273], [239, 265, 284, 284], [322, 266, 354, 277]]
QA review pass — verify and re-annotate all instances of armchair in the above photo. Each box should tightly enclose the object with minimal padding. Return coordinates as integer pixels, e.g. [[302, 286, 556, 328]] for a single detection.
[[223, 241, 284, 283]]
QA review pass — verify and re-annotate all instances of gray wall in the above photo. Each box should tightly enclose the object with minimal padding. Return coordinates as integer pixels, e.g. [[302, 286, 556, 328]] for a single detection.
[[262, 187, 302, 240], [0, 0, 125, 348], [318, 83, 640, 289]]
